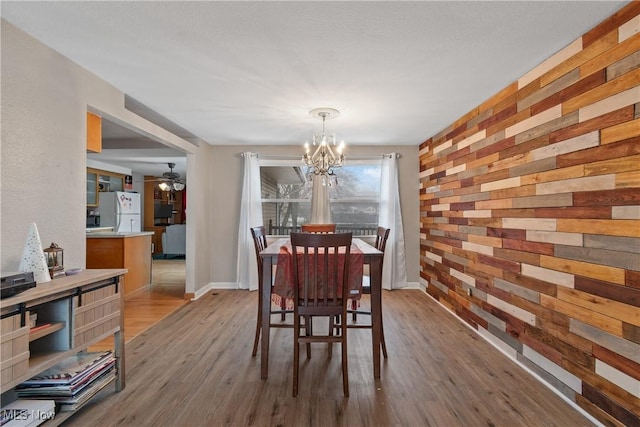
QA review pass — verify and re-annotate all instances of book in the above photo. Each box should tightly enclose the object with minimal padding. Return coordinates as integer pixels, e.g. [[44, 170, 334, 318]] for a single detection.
[[14, 351, 117, 414], [16, 351, 113, 386], [57, 371, 117, 412], [16, 363, 115, 397], [28, 324, 51, 334]]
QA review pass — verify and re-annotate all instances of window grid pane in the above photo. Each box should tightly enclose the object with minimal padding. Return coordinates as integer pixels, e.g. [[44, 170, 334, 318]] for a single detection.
[[260, 163, 381, 236]]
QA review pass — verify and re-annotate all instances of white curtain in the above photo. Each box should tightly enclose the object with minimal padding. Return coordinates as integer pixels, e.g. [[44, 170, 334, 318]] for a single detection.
[[379, 153, 407, 290], [236, 152, 263, 290], [310, 174, 332, 223]]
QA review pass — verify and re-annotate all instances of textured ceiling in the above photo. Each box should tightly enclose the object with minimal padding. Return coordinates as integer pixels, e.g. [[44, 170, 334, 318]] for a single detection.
[[1, 1, 628, 176]]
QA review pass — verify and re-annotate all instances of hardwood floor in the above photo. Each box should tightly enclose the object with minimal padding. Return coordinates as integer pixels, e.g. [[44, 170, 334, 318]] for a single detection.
[[90, 259, 189, 352], [70, 289, 595, 427]]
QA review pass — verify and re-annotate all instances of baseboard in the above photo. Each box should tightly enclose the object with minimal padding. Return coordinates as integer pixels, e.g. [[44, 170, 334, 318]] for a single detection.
[[403, 281, 421, 290], [190, 282, 241, 300], [211, 282, 240, 289], [124, 283, 152, 300], [190, 283, 214, 300], [195, 281, 423, 298], [423, 284, 604, 427]]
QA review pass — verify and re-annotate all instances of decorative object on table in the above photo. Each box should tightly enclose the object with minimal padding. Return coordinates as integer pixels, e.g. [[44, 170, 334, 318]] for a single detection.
[[43, 242, 65, 279], [302, 107, 345, 177], [65, 268, 82, 276], [18, 222, 51, 283]]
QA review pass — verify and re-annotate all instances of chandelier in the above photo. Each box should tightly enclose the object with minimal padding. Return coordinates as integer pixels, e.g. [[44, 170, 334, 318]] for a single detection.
[[302, 107, 345, 176], [155, 163, 185, 192], [158, 181, 185, 192]]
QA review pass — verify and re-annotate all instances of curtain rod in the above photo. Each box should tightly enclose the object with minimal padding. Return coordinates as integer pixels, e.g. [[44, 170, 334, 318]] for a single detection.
[[241, 153, 401, 159]]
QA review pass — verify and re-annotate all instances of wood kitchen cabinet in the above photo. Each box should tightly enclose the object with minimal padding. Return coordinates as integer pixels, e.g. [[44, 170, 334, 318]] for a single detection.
[[97, 170, 124, 193], [86, 233, 153, 295], [86, 168, 125, 207], [87, 170, 98, 206], [86, 112, 102, 153]]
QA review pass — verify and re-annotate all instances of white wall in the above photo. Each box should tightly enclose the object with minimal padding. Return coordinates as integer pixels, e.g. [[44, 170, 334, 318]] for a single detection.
[[1, 20, 419, 292], [1, 20, 212, 295], [209, 145, 421, 285]]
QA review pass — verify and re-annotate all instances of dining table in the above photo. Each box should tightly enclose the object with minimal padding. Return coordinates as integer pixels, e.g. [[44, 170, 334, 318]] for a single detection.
[[259, 237, 384, 379]]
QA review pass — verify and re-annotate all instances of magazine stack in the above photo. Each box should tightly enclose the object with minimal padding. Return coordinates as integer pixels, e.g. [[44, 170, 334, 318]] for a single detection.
[[14, 351, 116, 413]]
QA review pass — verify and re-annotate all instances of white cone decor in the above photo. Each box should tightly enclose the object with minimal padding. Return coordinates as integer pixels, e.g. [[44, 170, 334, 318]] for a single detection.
[[18, 223, 51, 283]]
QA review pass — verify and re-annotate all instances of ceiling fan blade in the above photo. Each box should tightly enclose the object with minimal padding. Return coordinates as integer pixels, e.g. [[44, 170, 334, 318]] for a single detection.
[[133, 163, 186, 186], [135, 177, 171, 183]]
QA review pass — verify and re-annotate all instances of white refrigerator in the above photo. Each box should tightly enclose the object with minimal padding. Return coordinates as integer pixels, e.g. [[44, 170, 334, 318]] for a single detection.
[[99, 191, 141, 233]]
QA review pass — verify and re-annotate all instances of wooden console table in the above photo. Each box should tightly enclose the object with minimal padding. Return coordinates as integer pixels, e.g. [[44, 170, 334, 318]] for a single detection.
[[1, 269, 126, 425]]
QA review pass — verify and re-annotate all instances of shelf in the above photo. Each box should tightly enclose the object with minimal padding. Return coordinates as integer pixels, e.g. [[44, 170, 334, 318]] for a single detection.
[[29, 322, 65, 342], [28, 349, 74, 375], [45, 374, 117, 427], [1, 269, 125, 418]]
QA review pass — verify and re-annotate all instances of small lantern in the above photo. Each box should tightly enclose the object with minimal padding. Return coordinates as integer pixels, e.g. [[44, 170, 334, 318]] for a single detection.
[[44, 242, 65, 279]]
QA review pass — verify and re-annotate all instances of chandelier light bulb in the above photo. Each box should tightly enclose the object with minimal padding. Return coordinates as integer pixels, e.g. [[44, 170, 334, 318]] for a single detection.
[[302, 107, 345, 176]]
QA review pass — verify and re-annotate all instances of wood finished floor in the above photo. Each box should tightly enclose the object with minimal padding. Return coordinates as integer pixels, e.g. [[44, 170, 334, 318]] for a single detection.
[[90, 259, 189, 352], [69, 288, 594, 427]]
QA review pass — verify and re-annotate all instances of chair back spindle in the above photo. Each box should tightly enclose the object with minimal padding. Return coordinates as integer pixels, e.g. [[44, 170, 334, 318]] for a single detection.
[[301, 223, 337, 233], [250, 226, 268, 277]]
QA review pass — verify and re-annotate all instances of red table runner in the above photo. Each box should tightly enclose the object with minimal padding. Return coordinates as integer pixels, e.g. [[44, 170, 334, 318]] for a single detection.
[[272, 243, 364, 309]]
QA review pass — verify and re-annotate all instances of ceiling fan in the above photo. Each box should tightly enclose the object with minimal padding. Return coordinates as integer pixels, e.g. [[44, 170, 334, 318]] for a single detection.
[[145, 162, 185, 191]]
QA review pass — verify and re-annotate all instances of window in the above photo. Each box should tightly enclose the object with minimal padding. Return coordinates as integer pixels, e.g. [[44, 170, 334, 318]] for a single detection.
[[260, 159, 381, 235]]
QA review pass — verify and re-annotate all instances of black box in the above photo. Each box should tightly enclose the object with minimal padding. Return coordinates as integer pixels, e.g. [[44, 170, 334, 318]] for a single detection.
[[1, 271, 36, 299]]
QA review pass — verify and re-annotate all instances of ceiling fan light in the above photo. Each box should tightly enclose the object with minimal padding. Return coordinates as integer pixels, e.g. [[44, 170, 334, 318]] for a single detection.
[[173, 182, 185, 191], [158, 182, 170, 191]]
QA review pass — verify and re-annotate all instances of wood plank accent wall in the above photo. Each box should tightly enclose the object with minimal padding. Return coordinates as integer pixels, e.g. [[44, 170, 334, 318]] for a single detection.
[[418, 3, 640, 426]]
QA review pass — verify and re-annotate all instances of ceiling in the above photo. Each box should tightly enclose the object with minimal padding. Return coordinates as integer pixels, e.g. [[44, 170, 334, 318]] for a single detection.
[[93, 119, 188, 179], [1, 1, 628, 177]]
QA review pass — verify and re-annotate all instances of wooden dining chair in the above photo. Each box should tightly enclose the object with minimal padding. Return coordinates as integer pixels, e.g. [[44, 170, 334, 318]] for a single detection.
[[290, 231, 353, 397], [349, 226, 390, 358], [250, 225, 288, 357], [301, 223, 337, 233]]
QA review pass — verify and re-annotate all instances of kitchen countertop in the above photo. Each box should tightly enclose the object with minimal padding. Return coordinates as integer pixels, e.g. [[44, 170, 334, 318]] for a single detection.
[[86, 226, 114, 233], [86, 231, 154, 238]]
